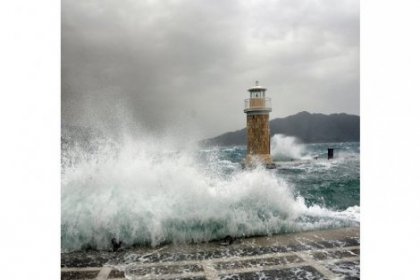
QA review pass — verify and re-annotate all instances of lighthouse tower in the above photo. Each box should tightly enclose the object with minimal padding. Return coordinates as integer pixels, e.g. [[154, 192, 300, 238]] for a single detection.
[[243, 81, 275, 168]]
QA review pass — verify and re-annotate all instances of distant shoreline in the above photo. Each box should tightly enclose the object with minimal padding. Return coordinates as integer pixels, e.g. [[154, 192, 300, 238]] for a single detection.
[[202, 111, 360, 147]]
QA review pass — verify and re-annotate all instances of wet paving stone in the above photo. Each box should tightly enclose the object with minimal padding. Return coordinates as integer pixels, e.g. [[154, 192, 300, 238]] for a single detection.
[[61, 251, 121, 268], [165, 277, 206, 280], [108, 269, 125, 278], [309, 248, 359, 260], [135, 247, 290, 264], [215, 255, 303, 270], [125, 264, 203, 277], [129, 237, 359, 265], [61, 227, 360, 280], [61, 270, 99, 280], [219, 266, 326, 280], [289, 238, 360, 252], [325, 260, 360, 280]]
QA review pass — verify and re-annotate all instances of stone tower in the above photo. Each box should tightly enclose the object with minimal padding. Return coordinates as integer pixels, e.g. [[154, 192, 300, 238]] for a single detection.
[[243, 81, 275, 168]]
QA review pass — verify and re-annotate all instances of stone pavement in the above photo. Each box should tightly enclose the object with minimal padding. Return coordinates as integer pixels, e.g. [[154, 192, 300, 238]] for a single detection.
[[61, 227, 359, 280]]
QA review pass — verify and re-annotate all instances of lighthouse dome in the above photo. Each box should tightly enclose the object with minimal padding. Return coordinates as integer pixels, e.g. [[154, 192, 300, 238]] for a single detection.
[[248, 81, 266, 92]]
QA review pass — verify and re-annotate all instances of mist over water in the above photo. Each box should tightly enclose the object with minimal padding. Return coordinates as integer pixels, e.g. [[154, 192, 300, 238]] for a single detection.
[[61, 128, 359, 252], [271, 134, 309, 161]]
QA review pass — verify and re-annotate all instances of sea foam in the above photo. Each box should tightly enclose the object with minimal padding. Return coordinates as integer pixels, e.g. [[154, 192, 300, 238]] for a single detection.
[[62, 133, 358, 251], [271, 134, 311, 161]]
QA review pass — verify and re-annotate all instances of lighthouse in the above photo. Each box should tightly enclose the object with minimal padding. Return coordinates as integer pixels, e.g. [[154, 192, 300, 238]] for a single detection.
[[243, 81, 276, 168]]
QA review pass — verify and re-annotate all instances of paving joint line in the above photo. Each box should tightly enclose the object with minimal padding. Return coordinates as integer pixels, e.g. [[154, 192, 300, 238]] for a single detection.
[[202, 261, 220, 280], [95, 266, 112, 280], [296, 252, 339, 280], [61, 267, 102, 272], [320, 256, 360, 265]]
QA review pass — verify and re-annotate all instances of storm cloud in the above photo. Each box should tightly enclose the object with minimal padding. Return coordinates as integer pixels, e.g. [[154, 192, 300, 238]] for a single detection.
[[62, 0, 359, 138]]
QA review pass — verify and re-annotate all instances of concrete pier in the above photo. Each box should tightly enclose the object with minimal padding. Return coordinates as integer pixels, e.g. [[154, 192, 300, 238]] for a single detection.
[[61, 227, 360, 279]]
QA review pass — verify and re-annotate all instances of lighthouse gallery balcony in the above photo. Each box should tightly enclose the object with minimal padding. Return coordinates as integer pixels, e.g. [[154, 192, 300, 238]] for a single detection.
[[244, 98, 272, 113]]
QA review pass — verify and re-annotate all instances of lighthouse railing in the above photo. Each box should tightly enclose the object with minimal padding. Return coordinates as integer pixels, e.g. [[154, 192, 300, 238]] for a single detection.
[[244, 98, 271, 111]]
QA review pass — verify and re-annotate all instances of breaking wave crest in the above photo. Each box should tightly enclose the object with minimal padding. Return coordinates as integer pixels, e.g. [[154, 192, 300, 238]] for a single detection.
[[61, 131, 359, 252], [271, 134, 310, 161]]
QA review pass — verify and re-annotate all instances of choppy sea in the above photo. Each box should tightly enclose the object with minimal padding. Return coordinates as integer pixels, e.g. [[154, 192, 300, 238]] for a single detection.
[[61, 128, 359, 252]]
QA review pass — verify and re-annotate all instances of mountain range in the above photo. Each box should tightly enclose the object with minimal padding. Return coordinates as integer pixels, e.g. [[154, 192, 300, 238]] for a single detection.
[[202, 111, 360, 146]]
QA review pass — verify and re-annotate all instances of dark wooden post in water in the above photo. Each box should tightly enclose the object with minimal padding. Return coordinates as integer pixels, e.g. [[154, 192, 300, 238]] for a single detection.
[[328, 148, 334, 160], [243, 81, 275, 169]]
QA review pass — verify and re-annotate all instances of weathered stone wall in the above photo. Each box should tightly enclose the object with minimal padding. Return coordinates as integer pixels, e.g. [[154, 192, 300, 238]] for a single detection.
[[247, 113, 271, 156]]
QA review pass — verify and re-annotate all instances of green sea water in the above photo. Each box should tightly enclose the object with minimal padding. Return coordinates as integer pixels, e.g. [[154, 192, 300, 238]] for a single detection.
[[207, 140, 360, 211]]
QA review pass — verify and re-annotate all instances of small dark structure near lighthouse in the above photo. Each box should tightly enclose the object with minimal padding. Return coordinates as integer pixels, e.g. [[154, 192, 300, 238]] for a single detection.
[[243, 81, 276, 169], [328, 148, 334, 160]]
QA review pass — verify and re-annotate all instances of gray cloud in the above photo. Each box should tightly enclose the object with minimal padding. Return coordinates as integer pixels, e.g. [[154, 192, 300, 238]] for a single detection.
[[62, 0, 359, 138]]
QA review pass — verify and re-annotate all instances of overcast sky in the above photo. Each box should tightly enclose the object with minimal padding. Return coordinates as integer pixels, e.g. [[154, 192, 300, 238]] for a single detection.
[[62, 0, 359, 139]]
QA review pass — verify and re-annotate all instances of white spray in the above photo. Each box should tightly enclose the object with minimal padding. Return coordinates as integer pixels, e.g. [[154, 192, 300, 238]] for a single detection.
[[61, 133, 358, 251], [271, 134, 311, 161]]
